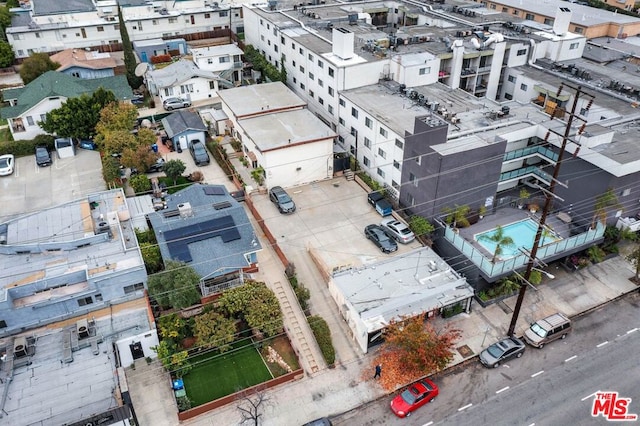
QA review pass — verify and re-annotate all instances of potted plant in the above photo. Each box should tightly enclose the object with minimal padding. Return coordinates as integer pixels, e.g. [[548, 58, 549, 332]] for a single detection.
[[518, 188, 530, 209], [529, 203, 539, 214]]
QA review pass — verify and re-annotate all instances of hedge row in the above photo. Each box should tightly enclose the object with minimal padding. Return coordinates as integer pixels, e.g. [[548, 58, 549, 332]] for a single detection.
[[0, 134, 56, 156], [307, 315, 335, 366]]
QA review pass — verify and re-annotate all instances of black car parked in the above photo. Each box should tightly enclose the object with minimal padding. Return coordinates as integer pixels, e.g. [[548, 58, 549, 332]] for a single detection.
[[269, 186, 296, 214], [35, 145, 52, 167], [364, 224, 398, 253], [189, 139, 210, 166]]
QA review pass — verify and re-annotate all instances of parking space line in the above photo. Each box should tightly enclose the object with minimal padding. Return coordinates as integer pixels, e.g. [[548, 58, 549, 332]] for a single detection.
[[582, 390, 600, 401], [496, 386, 509, 394], [458, 403, 472, 411], [565, 355, 577, 362], [531, 370, 544, 378], [422, 422, 433, 426], [627, 328, 638, 334], [596, 341, 608, 348]]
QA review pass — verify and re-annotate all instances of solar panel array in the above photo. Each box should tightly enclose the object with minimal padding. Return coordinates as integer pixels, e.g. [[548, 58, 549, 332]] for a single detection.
[[163, 215, 241, 262]]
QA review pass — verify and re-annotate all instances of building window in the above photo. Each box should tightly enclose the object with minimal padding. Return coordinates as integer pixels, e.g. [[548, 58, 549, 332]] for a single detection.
[[363, 156, 370, 167], [574, 26, 584, 34], [504, 93, 513, 100], [77, 297, 93, 307], [406, 193, 415, 206], [328, 87, 334, 97], [569, 42, 579, 50], [419, 67, 430, 75], [12, 34, 23, 40], [316, 79, 323, 87], [319, 97, 324, 105], [351, 107, 358, 118], [169, 17, 177, 23], [0, 320, 6, 328], [309, 90, 314, 98], [379, 127, 387, 137], [97, 26, 105, 32], [95, 293, 103, 302], [219, 56, 230, 63], [300, 66, 304, 73], [409, 172, 418, 187], [525, 13, 534, 20], [205, 13, 210, 18], [378, 148, 386, 159], [392, 180, 399, 190], [219, 10, 228, 17], [490, 4, 496, 9], [516, 49, 527, 56], [339, 98, 345, 107], [393, 160, 400, 170], [292, 77, 297, 84], [300, 83, 305, 90], [508, 75, 516, 83], [328, 105, 334, 115], [512, 9, 519, 15], [544, 18, 553, 25], [309, 72, 314, 80], [35, 32, 41, 38], [26, 116, 34, 126], [299, 47, 303, 55], [124, 283, 145, 294], [363, 117, 372, 129], [318, 60, 324, 68], [308, 53, 313, 61], [377, 168, 385, 178], [520, 83, 528, 91], [364, 137, 371, 148], [414, 152, 421, 165], [328, 67, 335, 78], [339, 117, 345, 125], [395, 138, 403, 149]]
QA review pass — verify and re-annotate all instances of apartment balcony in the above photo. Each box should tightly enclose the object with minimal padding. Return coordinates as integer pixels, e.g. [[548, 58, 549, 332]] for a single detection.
[[504, 145, 559, 163], [499, 165, 552, 185]]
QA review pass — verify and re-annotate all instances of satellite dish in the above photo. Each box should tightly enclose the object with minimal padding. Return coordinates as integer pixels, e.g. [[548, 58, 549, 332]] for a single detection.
[[134, 62, 149, 77]]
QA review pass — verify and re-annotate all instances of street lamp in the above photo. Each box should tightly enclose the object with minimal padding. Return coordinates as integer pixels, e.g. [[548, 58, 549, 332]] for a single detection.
[[532, 267, 555, 280]]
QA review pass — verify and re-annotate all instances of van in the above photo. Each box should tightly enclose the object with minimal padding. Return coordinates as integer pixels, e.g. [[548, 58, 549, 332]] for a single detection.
[[523, 312, 571, 348]]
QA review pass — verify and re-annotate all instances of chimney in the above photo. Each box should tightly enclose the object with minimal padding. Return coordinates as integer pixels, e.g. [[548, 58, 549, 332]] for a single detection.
[[553, 7, 572, 36], [332, 28, 354, 60]]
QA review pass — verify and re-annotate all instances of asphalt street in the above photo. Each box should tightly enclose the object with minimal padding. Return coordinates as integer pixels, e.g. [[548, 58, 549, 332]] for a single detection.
[[332, 293, 640, 425]]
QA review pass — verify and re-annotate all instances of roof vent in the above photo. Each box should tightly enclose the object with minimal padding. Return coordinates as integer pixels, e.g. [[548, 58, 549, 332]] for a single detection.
[[178, 202, 193, 218], [76, 319, 89, 339]]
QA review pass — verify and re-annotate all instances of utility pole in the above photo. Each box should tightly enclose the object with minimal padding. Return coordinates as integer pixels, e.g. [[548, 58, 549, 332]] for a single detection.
[[507, 83, 594, 337]]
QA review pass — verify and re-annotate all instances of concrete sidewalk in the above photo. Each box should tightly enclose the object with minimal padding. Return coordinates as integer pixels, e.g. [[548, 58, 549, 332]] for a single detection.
[[181, 242, 639, 425]]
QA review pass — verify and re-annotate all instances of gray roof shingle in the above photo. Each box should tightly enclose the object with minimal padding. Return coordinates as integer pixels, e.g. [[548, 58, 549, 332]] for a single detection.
[[161, 110, 207, 138]]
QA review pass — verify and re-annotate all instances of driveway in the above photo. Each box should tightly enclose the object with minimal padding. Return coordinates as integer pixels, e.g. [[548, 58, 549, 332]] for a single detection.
[[0, 148, 105, 221]]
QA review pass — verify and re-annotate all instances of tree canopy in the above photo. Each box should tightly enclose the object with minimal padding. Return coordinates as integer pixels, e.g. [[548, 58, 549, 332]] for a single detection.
[[163, 159, 186, 186], [193, 311, 236, 352], [478, 225, 515, 263], [368, 315, 460, 391], [147, 260, 201, 309], [19, 52, 59, 84], [218, 281, 283, 337], [40, 88, 117, 139], [0, 41, 14, 68], [118, 6, 143, 89]]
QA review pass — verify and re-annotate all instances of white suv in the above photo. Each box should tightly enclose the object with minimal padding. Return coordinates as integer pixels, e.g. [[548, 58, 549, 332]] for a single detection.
[[163, 97, 191, 111]]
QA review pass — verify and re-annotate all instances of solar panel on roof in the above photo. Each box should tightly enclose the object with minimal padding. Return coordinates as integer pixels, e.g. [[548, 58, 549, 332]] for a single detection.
[[220, 228, 241, 242], [163, 209, 180, 218], [163, 215, 241, 262], [213, 201, 232, 210], [203, 186, 225, 195]]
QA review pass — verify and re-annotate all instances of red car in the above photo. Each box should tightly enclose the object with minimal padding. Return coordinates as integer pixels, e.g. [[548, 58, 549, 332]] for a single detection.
[[390, 379, 439, 418]]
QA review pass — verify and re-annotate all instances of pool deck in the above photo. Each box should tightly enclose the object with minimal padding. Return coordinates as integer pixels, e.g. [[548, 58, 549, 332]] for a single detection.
[[456, 206, 573, 260]]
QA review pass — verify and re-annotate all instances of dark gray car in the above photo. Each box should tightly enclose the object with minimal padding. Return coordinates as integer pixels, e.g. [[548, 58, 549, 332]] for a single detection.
[[188, 139, 210, 166], [365, 224, 398, 253], [269, 186, 296, 214], [35, 145, 52, 167], [479, 336, 525, 368]]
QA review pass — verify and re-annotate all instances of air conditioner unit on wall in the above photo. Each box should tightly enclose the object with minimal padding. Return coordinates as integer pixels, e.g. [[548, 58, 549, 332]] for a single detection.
[[14, 336, 27, 357]]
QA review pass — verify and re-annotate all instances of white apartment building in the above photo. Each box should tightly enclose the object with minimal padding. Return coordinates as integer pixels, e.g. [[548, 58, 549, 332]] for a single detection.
[[190, 43, 244, 84], [7, 0, 245, 59]]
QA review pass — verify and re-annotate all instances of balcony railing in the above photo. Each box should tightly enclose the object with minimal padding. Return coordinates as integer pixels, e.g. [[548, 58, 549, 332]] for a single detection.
[[504, 145, 559, 163], [441, 221, 605, 279], [499, 165, 552, 184]]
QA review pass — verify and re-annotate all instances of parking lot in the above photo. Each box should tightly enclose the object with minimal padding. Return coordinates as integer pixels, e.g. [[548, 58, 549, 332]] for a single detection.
[[250, 179, 422, 272], [0, 148, 105, 221]]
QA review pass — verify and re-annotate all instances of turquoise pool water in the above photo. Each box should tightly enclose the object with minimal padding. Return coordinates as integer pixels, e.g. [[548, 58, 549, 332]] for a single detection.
[[475, 219, 560, 258]]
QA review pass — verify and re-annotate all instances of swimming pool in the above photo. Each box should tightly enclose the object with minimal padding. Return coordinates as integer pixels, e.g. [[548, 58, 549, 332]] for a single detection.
[[474, 219, 560, 259]]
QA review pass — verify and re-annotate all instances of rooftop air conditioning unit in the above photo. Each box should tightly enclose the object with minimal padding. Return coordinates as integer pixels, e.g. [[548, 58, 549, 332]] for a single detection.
[[178, 202, 193, 218], [14, 336, 27, 358], [77, 319, 89, 339]]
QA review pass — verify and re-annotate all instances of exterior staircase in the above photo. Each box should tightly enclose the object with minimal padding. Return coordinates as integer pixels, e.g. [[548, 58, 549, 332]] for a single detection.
[[344, 170, 355, 181]]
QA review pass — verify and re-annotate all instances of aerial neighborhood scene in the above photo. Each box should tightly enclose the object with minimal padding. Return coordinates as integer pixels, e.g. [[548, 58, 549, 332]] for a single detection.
[[1, 0, 640, 424]]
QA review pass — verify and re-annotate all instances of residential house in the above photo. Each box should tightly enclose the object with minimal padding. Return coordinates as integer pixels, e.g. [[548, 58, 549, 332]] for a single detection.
[[133, 38, 188, 63], [147, 184, 262, 297], [50, 48, 120, 79], [0, 189, 148, 337], [190, 43, 244, 85], [144, 59, 221, 104], [6, 0, 246, 59], [328, 247, 474, 353], [0, 71, 133, 140], [218, 82, 336, 189], [160, 109, 207, 152]]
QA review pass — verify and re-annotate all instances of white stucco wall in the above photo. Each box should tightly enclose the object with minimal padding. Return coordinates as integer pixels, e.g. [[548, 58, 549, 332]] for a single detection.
[[116, 329, 159, 367]]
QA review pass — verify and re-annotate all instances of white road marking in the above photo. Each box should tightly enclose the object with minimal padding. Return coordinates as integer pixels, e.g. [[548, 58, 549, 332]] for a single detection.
[[582, 390, 600, 401], [531, 370, 544, 378], [458, 403, 473, 411], [422, 422, 433, 426], [596, 341, 608, 348], [627, 328, 638, 334], [565, 355, 577, 362], [528, 423, 535, 426], [496, 386, 509, 394]]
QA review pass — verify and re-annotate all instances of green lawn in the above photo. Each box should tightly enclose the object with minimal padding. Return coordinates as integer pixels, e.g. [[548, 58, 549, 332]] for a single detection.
[[158, 176, 192, 194], [182, 341, 272, 406]]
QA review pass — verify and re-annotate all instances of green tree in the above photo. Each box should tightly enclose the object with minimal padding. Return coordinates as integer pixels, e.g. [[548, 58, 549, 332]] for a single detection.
[[193, 311, 236, 352], [408, 215, 435, 237], [592, 188, 622, 229], [95, 101, 138, 134], [0, 40, 14, 68], [121, 143, 159, 173], [218, 281, 283, 337], [442, 204, 470, 228], [147, 260, 201, 309], [478, 224, 515, 263], [158, 313, 187, 345], [101, 154, 121, 186], [308, 315, 335, 365], [152, 340, 191, 377], [163, 159, 186, 186], [129, 174, 152, 194], [41, 89, 117, 139], [5, 0, 18, 8], [371, 316, 460, 391], [118, 6, 143, 89], [626, 245, 640, 283], [19, 52, 60, 84], [140, 241, 162, 274], [0, 7, 13, 41]]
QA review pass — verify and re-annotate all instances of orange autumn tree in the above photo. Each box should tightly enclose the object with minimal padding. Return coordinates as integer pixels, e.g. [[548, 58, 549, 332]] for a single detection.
[[369, 315, 461, 391]]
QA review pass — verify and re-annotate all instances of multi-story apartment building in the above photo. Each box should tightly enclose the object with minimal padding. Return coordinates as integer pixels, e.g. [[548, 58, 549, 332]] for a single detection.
[[6, 0, 246, 59]]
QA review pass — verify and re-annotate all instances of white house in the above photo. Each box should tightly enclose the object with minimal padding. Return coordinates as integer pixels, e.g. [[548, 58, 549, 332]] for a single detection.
[[145, 59, 221, 104], [218, 82, 337, 189], [191, 43, 244, 85]]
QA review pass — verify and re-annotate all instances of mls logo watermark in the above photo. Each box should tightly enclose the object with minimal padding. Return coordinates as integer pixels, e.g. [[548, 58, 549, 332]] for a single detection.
[[591, 391, 638, 421]]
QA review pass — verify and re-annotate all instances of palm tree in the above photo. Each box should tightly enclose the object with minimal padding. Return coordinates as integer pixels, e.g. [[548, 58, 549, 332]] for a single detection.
[[591, 188, 622, 229], [478, 225, 515, 263]]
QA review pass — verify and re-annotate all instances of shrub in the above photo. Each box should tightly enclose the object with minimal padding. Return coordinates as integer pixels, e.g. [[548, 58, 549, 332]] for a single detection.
[[0, 134, 56, 156], [176, 395, 192, 411], [206, 139, 235, 181], [307, 315, 335, 365]]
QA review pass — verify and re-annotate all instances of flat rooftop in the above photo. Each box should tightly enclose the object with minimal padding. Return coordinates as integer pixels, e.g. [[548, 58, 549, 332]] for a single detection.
[[332, 247, 474, 327], [219, 82, 307, 118]]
